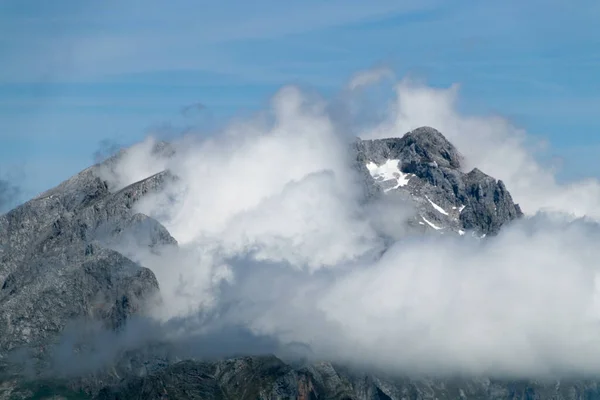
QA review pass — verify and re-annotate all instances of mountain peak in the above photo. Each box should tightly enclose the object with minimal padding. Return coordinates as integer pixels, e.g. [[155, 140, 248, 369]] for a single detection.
[[401, 126, 462, 169], [354, 127, 522, 236]]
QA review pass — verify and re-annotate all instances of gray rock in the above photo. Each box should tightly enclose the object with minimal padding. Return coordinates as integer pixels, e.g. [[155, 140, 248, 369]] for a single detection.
[[0, 243, 158, 353], [90, 356, 600, 400], [353, 126, 523, 236], [0, 159, 176, 357]]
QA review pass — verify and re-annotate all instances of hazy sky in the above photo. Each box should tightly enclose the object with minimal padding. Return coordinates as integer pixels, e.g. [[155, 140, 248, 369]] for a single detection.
[[0, 0, 598, 202]]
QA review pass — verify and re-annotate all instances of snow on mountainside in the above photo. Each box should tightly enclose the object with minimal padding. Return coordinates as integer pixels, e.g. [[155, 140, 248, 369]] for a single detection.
[[354, 126, 522, 237]]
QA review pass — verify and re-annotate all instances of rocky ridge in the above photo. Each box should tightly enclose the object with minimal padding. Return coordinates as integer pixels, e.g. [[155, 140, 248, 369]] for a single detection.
[[0, 144, 176, 356], [4, 356, 600, 400], [354, 127, 523, 236]]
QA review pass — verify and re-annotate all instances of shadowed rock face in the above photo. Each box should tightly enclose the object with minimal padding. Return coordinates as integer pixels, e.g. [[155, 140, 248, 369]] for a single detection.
[[46, 356, 600, 400], [4, 355, 600, 400], [353, 126, 523, 236]]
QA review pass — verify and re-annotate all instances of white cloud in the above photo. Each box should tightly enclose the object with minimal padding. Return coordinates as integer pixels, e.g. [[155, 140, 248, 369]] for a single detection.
[[101, 69, 600, 378], [96, 136, 170, 191], [242, 216, 600, 377]]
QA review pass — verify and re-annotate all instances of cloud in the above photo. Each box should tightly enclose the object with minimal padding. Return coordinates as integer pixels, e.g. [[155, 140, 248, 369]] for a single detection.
[[347, 67, 395, 90], [96, 136, 172, 191], [58, 68, 600, 379], [32, 316, 280, 379], [217, 215, 600, 378], [114, 86, 399, 319]]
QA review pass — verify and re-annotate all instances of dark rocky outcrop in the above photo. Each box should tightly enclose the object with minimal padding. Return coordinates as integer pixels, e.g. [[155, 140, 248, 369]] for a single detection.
[[10, 355, 592, 400], [4, 355, 600, 400], [353, 126, 523, 236]]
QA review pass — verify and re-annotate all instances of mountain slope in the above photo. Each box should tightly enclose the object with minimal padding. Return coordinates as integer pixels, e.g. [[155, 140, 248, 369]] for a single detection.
[[0, 152, 176, 355]]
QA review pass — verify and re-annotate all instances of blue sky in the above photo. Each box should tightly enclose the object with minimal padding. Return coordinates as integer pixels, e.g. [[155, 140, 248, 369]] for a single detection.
[[1, 0, 599, 203]]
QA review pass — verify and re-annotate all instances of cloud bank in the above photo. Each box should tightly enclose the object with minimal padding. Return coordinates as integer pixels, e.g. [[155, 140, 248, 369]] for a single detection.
[[90, 70, 600, 379]]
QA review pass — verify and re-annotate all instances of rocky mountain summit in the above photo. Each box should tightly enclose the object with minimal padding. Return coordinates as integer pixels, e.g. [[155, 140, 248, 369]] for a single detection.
[[0, 127, 582, 400], [354, 127, 522, 236], [0, 159, 176, 355]]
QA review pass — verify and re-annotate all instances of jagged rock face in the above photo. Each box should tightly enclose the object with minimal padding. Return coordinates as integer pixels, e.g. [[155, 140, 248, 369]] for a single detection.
[[0, 157, 176, 354], [5, 355, 600, 399], [353, 126, 523, 236], [0, 243, 158, 351], [81, 356, 600, 400]]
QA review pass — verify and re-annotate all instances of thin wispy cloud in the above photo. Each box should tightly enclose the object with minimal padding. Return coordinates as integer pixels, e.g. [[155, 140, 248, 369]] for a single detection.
[[347, 67, 395, 90]]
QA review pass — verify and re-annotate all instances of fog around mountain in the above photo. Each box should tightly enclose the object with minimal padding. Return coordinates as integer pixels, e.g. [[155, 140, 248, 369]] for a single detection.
[[3, 71, 600, 398]]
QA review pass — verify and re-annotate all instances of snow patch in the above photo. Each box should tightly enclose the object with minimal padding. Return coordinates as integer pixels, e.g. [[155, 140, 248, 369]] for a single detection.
[[425, 195, 448, 215], [458, 230, 465, 236], [366, 159, 411, 192], [422, 216, 443, 230]]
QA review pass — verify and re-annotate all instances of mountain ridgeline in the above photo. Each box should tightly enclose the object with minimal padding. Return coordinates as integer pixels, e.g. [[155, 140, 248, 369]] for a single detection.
[[353, 126, 522, 237], [2, 127, 590, 400]]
